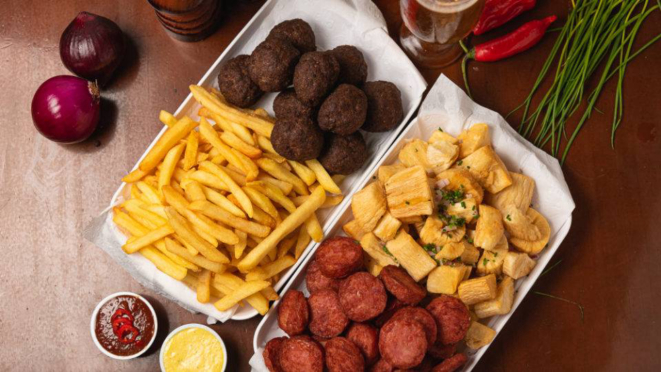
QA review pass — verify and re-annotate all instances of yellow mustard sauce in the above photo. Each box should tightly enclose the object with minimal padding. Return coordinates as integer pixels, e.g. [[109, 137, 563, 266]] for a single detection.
[[163, 327, 224, 372]]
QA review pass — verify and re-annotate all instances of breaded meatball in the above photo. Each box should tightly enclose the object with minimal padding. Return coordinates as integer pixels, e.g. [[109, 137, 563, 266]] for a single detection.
[[267, 19, 316, 53], [274, 88, 314, 119], [249, 38, 300, 92], [271, 117, 324, 161], [318, 84, 367, 135], [294, 52, 339, 106], [217, 55, 264, 108], [330, 45, 368, 86], [361, 81, 404, 132], [318, 132, 368, 175]]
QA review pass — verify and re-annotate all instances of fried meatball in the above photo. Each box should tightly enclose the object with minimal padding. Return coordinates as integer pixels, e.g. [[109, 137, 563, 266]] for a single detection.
[[294, 51, 339, 106], [318, 84, 367, 135], [318, 132, 368, 175], [362, 81, 404, 132], [267, 19, 316, 53], [274, 88, 314, 119], [249, 38, 300, 92], [217, 55, 263, 108], [330, 45, 368, 86], [271, 117, 324, 161]]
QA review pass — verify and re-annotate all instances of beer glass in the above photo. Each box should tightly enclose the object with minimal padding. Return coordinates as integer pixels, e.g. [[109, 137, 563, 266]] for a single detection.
[[400, 0, 486, 68]]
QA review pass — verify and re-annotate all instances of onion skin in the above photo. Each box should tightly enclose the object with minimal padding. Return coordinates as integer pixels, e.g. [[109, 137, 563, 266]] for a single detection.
[[31, 75, 100, 144], [60, 11, 125, 86]]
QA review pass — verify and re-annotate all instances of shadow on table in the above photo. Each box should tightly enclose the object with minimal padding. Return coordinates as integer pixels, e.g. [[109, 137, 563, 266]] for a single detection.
[[141, 295, 170, 358]]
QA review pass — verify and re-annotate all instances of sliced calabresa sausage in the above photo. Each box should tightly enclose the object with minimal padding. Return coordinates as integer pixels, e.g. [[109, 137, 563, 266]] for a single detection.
[[389, 307, 437, 348], [339, 272, 387, 322], [324, 336, 365, 372], [346, 322, 380, 365], [379, 265, 426, 305], [278, 290, 309, 337], [263, 336, 286, 372], [379, 318, 427, 369], [431, 353, 468, 372], [315, 237, 364, 278], [306, 259, 341, 294], [278, 335, 325, 372], [308, 289, 349, 338], [425, 295, 470, 345]]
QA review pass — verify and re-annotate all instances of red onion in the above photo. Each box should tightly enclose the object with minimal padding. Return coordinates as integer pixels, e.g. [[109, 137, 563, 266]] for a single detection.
[[60, 11, 125, 86], [31, 75, 100, 144]]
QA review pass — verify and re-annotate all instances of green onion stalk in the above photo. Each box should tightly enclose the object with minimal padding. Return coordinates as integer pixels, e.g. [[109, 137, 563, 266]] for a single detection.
[[510, 0, 661, 164]]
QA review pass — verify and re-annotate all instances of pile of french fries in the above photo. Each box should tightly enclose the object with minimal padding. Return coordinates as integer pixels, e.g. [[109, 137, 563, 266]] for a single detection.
[[113, 85, 344, 315]]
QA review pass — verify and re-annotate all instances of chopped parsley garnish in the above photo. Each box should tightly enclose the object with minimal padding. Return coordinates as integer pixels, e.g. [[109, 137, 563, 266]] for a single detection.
[[467, 166, 471, 169], [457, 160, 463, 166], [494, 252, 498, 257], [438, 127, 443, 132], [472, 205, 476, 211], [423, 243, 437, 252], [467, 238, 474, 244], [483, 258, 489, 266], [506, 214, 512, 221], [441, 189, 465, 205], [456, 256, 462, 262], [439, 214, 466, 229], [405, 200, 410, 205], [461, 201, 466, 209]]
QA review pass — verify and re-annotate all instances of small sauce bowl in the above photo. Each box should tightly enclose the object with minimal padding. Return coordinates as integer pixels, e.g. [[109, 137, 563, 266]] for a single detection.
[[90, 292, 158, 360], [160, 324, 227, 372]]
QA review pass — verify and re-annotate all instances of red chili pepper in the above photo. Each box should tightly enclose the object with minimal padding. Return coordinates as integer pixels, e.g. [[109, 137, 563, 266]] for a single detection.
[[112, 317, 133, 334], [471, 15, 556, 62], [473, 0, 537, 36], [461, 16, 556, 98], [117, 325, 140, 344], [111, 308, 134, 323]]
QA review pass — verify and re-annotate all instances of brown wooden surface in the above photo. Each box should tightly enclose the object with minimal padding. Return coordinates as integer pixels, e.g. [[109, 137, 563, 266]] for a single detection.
[[1, 1, 659, 371]]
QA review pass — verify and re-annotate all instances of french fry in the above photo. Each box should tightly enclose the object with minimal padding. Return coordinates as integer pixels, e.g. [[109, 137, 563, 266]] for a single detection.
[[188, 170, 230, 192], [213, 273, 270, 315], [165, 238, 226, 273], [288, 161, 317, 186], [191, 224, 219, 246], [140, 116, 198, 172], [231, 148, 260, 181], [122, 224, 175, 254], [256, 158, 308, 195], [202, 186, 246, 218], [162, 185, 190, 214], [256, 135, 278, 154], [213, 279, 270, 311], [305, 159, 342, 194], [234, 229, 247, 259], [183, 274, 224, 299], [142, 204, 167, 219], [295, 227, 311, 259], [159, 110, 177, 127], [189, 200, 271, 238], [190, 85, 273, 137], [292, 195, 344, 209], [198, 161, 253, 218], [183, 130, 199, 171], [246, 255, 296, 281], [247, 181, 296, 213], [158, 143, 186, 192], [221, 131, 261, 158], [257, 174, 293, 195], [140, 246, 187, 280], [172, 167, 187, 183], [199, 117, 249, 175], [260, 286, 279, 302], [183, 180, 206, 202], [305, 213, 323, 243], [165, 207, 229, 263], [238, 186, 326, 272], [186, 209, 239, 245], [202, 164, 246, 186], [230, 122, 255, 145], [196, 269, 212, 303], [277, 233, 298, 258], [122, 168, 148, 183], [136, 181, 161, 205], [123, 199, 167, 228], [243, 186, 278, 219], [113, 210, 148, 237]]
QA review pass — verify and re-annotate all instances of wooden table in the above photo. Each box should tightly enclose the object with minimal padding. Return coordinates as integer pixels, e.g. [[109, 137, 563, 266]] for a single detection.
[[1, 0, 659, 371]]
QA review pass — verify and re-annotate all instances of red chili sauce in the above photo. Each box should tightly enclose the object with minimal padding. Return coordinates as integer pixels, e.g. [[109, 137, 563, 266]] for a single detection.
[[94, 295, 155, 356]]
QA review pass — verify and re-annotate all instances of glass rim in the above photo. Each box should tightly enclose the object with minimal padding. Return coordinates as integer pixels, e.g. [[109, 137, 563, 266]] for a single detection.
[[412, 0, 483, 12]]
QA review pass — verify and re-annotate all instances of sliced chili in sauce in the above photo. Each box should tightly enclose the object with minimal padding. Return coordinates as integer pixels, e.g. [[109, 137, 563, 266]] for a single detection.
[[94, 295, 154, 356]]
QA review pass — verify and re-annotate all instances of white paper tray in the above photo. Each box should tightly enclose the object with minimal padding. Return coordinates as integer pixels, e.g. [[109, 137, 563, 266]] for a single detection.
[[99, 0, 427, 321], [250, 76, 575, 370]]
